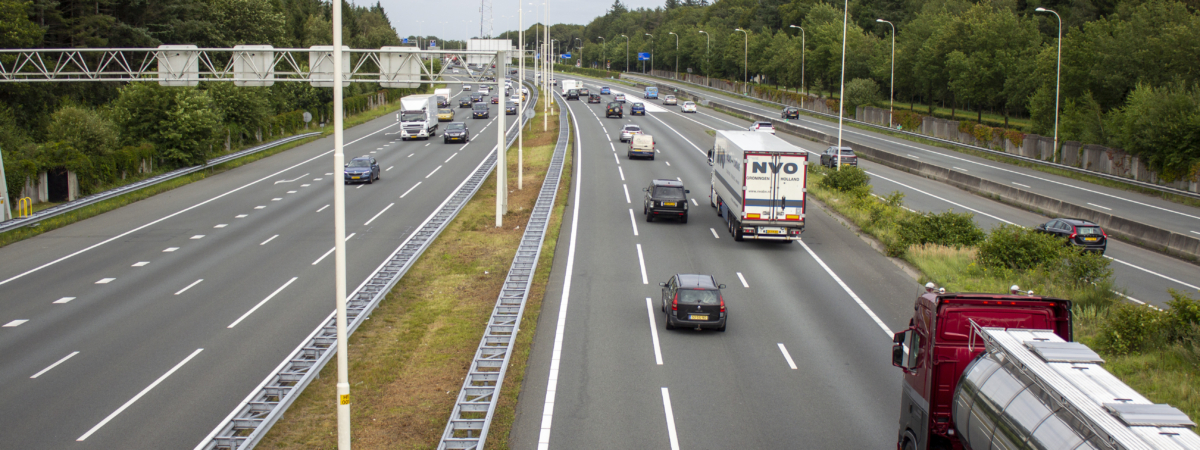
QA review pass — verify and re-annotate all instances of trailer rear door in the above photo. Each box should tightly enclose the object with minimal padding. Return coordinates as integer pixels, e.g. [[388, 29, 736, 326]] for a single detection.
[[743, 153, 806, 222]]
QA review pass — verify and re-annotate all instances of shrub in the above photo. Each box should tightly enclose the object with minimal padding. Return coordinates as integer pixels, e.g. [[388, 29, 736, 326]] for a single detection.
[[893, 110, 923, 131], [1097, 303, 1162, 355], [897, 210, 985, 249], [1059, 250, 1114, 288], [1165, 289, 1200, 343], [973, 124, 994, 146], [1004, 129, 1026, 149], [958, 120, 977, 135], [976, 224, 1065, 270], [819, 165, 869, 194]]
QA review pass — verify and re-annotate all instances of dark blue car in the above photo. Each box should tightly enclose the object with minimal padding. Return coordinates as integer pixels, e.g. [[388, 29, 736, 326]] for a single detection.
[[344, 156, 380, 184], [631, 102, 646, 116], [600, 86, 611, 95]]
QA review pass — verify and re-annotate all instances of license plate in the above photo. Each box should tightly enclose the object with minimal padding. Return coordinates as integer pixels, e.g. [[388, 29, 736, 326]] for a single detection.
[[351, 176, 360, 180], [759, 227, 785, 234], [1084, 237, 1098, 242], [688, 314, 708, 321], [765, 230, 779, 234], [663, 202, 676, 207]]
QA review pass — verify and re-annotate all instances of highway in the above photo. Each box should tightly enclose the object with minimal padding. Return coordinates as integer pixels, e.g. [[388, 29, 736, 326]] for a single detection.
[[0, 81, 526, 449]]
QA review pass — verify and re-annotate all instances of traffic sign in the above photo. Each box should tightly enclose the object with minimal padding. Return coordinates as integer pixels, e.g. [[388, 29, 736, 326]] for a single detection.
[[402, 38, 409, 44], [638, 52, 650, 61], [429, 40, 437, 47], [561, 53, 572, 59]]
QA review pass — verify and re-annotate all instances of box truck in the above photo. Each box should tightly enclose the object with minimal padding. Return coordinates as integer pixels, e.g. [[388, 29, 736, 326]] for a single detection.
[[709, 130, 807, 241], [892, 284, 1200, 450], [434, 88, 451, 108], [561, 80, 581, 92], [398, 94, 438, 140]]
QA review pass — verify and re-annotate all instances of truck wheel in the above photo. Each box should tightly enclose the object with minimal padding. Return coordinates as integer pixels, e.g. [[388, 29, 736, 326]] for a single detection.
[[732, 220, 745, 241]]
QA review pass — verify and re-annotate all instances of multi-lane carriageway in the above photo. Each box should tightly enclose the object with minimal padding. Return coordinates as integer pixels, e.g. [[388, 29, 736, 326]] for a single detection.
[[0, 82, 527, 449], [508, 75, 1200, 449]]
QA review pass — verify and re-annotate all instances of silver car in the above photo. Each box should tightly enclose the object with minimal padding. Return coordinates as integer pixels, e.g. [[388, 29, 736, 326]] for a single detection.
[[681, 101, 697, 113], [619, 124, 643, 142], [663, 95, 677, 105]]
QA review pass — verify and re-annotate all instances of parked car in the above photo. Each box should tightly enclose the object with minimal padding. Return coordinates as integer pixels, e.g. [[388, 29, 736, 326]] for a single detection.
[[1035, 218, 1108, 254], [820, 146, 858, 168], [749, 121, 776, 134], [681, 101, 697, 113], [588, 93, 602, 103], [663, 95, 677, 105], [782, 107, 800, 119], [343, 156, 380, 184], [437, 108, 455, 122], [643, 178, 689, 222], [659, 274, 727, 331], [566, 89, 580, 100], [579, 88, 590, 96], [505, 101, 518, 115], [619, 124, 642, 142], [631, 102, 646, 116], [459, 97, 473, 108], [600, 86, 611, 95], [472, 102, 489, 119], [443, 122, 470, 143], [606, 102, 623, 118]]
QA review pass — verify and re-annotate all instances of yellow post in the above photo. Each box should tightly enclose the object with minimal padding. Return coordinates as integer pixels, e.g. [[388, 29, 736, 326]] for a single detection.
[[18, 197, 33, 217]]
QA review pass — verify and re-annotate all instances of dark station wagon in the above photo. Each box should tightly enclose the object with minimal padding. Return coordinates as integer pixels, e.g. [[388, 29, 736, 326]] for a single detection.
[[659, 274, 727, 331], [1035, 218, 1108, 254]]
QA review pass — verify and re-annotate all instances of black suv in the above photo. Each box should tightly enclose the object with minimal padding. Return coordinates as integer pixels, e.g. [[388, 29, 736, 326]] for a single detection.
[[820, 146, 858, 168], [459, 97, 473, 108], [643, 179, 689, 223], [659, 274, 727, 331], [1035, 218, 1107, 254], [566, 89, 580, 100], [443, 122, 469, 143], [588, 93, 601, 103], [605, 102, 623, 118], [782, 107, 800, 119], [472, 102, 489, 119]]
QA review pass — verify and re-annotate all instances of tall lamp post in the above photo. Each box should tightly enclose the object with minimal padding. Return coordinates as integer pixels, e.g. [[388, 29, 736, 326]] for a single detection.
[[789, 25, 805, 96], [644, 33, 653, 74], [574, 37, 582, 68], [621, 34, 629, 72], [1036, 7, 1062, 164], [734, 28, 748, 94], [598, 36, 606, 70], [835, 0, 850, 170], [668, 31, 679, 80], [876, 18, 895, 121], [698, 30, 710, 78], [331, 1, 351, 448]]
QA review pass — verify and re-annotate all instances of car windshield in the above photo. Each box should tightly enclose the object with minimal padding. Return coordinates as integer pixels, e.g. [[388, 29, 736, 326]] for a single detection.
[[448, 123, 465, 130], [654, 186, 684, 198], [439, 109, 452, 114], [348, 159, 371, 168], [1076, 226, 1102, 235], [402, 113, 425, 121], [473, 103, 488, 110], [679, 289, 719, 305]]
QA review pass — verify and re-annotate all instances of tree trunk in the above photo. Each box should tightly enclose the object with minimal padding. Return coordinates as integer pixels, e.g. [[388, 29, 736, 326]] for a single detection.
[[977, 108, 982, 123]]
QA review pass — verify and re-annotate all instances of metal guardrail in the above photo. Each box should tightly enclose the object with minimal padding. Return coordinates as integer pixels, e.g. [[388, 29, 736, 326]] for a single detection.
[[622, 74, 1200, 201], [0, 132, 321, 234], [437, 90, 568, 450], [195, 82, 541, 450]]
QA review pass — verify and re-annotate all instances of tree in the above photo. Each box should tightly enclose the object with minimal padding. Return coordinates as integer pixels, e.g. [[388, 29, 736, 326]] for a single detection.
[[0, 0, 45, 47], [45, 106, 119, 159], [211, 0, 287, 46], [1108, 81, 1200, 179], [844, 78, 881, 116], [111, 83, 220, 168]]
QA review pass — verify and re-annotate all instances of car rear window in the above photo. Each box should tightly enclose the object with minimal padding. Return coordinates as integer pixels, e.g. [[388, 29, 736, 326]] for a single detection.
[[1075, 226, 1102, 235], [625, 126, 641, 132], [841, 150, 856, 156], [679, 289, 720, 304], [654, 186, 684, 198]]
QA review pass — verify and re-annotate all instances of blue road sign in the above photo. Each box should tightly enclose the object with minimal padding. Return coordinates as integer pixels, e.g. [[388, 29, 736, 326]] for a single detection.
[[638, 52, 651, 61], [429, 40, 437, 47], [561, 53, 572, 59], [402, 38, 409, 44]]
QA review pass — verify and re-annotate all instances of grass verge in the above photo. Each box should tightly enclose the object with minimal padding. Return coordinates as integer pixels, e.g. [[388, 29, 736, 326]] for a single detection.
[[256, 96, 568, 448], [0, 100, 405, 249]]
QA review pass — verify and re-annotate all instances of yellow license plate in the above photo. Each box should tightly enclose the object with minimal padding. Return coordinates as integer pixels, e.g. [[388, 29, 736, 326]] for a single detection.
[[663, 202, 676, 206], [351, 176, 360, 179], [765, 230, 779, 234], [1085, 237, 1098, 241], [688, 314, 708, 320]]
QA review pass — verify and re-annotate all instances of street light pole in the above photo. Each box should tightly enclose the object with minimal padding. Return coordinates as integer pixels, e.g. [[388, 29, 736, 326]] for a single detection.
[[698, 30, 710, 78], [1036, 7, 1062, 164], [598, 36, 606, 70], [877, 18, 895, 122], [518, 3, 524, 190], [734, 28, 748, 94], [836, 0, 849, 170], [331, 0, 351, 447], [789, 25, 805, 96], [644, 33, 653, 75], [574, 37, 582, 68], [621, 34, 629, 72], [668, 31, 679, 80]]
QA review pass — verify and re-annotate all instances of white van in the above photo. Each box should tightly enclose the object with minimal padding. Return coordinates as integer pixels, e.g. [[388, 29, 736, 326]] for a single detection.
[[628, 134, 655, 160]]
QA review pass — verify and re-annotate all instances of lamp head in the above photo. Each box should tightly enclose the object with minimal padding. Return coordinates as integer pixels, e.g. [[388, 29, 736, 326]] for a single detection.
[[1035, 7, 1048, 11], [876, 18, 885, 22]]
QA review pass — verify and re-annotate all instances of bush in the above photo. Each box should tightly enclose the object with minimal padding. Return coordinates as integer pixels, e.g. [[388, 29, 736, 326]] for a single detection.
[[1059, 250, 1114, 288], [1165, 289, 1200, 343], [818, 165, 869, 194], [893, 110, 923, 131], [976, 224, 1065, 270], [897, 210, 985, 249], [1098, 303, 1162, 355], [973, 123, 994, 146]]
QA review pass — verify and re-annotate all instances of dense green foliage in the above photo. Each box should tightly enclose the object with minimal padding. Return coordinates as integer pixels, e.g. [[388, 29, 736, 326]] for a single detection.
[[818, 164, 870, 193], [1099, 290, 1200, 355], [896, 209, 985, 248]]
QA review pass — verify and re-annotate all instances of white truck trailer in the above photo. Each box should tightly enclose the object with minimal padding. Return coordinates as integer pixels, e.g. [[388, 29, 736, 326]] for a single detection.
[[710, 130, 807, 241], [398, 94, 438, 140], [434, 88, 451, 107], [561, 80, 582, 92]]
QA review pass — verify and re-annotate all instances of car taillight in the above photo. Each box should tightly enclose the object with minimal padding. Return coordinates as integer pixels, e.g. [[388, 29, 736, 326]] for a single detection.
[[1069, 228, 1077, 240], [719, 295, 725, 312], [1101, 229, 1108, 238], [671, 293, 678, 311]]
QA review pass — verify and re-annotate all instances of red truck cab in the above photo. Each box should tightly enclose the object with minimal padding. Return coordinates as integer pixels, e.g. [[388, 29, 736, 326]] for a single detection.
[[891, 285, 1072, 450]]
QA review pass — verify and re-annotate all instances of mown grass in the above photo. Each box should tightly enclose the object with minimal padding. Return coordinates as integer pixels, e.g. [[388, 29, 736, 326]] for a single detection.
[[805, 164, 1200, 423], [257, 96, 567, 449], [0, 100, 405, 249]]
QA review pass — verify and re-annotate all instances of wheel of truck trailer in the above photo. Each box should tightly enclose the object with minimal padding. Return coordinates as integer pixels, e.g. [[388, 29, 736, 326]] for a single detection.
[[733, 220, 745, 241]]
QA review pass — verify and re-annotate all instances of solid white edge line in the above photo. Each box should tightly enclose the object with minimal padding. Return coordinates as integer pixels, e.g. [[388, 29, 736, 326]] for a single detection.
[[363, 202, 395, 226], [623, 184, 631, 203], [637, 243, 648, 285], [1107, 256, 1200, 291], [400, 181, 422, 198], [227, 277, 298, 328], [777, 343, 798, 370], [736, 272, 749, 288], [174, 279, 203, 296], [645, 298, 664, 365], [661, 387, 681, 450], [629, 209, 639, 236], [260, 234, 279, 246], [31, 351, 80, 378], [538, 97, 581, 450], [77, 348, 204, 441], [710, 228, 719, 239], [868, 171, 1016, 225], [798, 241, 893, 336], [0, 124, 397, 287], [1087, 202, 1112, 211]]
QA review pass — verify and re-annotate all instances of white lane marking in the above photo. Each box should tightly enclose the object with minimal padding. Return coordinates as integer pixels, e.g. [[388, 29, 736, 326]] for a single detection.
[[312, 233, 355, 265], [132, 261, 149, 267], [1088, 202, 1112, 211], [777, 343, 798, 370], [356, 185, 364, 189], [1106, 256, 1200, 291], [868, 172, 1016, 225], [235, 214, 248, 218], [317, 204, 329, 212], [613, 153, 620, 165], [623, 184, 631, 203], [386, 166, 393, 171], [1012, 182, 1031, 188], [163, 247, 179, 252], [736, 272, 749, 288], [0, 123, 396, 288], [54, 297, 75, 304], [227, 277, 299, 328], [425, 143, 431, 146], [907, 154, 920, 159], [3, 319, 28, 327], [629, 209, 640, 236], [445, 153, 458, 163], [1191, 231, 1200, 236], [661, 388, 681, 450], [1113, 290, 1146, 305], [271, 198, 282, 201], [77, 348, 204, 441], [364, 202, 394, 226], [260, 234, 278, 246], [301, 184, 311, 187], [273, 173, 309, 184], [647, 113, 707, 156], [798, 241, 892, 336], [314, 178, 323, 181], [953, 167, 968, 172], [400, 182, 421, 198], [324, 173, 332, 176], [425, 165, 443, 178], [645, 298, 664, 365], [175, 279, 203, 295], [31, 351, 79, 378], [95, 278, 115, 284], [190, 235, 205, 240], [665, 161, 671, 166], [618, 166, 625, 181], [254, 206, 265, 209], [214, 224, 227, 228], [610, 142, 616, 152], [286, 191, 297, 194], [408, 154, 414, 158], [710, 228, 720, 239], [537, 105, 584, 450], [370, 151, 376, 154], [690, 198, 698, 206], [636, 244, 648, 285]]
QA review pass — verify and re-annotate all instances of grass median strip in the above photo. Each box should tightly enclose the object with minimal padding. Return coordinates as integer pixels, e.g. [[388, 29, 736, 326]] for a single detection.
[[258, 98, 567, 448]]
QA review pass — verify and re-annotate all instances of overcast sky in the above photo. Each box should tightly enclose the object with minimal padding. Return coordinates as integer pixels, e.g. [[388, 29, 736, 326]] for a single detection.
[[372, 0, 665, 42]]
